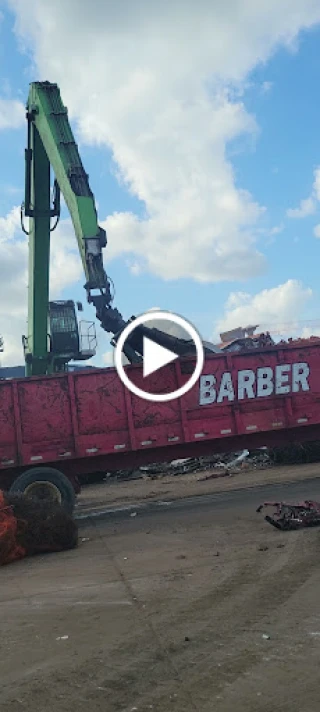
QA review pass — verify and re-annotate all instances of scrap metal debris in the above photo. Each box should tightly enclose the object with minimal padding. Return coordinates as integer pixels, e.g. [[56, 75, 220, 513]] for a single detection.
[[108, 448, 272, 483], [257, 500, 320, 531], [218, 325, 275, 352], [0, 490, 78, 566], [80, 440, 320, 487]]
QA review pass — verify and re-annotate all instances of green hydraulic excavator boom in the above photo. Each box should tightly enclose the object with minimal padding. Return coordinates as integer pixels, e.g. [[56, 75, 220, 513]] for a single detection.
[[22, 80, 205, 375], [22, 81, 118, 376]]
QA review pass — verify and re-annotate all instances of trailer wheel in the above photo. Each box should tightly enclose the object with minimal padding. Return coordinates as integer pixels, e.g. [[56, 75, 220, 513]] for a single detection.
[[9, 467, 76, 514]]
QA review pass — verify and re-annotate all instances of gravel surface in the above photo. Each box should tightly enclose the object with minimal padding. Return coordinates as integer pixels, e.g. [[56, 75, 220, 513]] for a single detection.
[[2, 472, 320, 711]]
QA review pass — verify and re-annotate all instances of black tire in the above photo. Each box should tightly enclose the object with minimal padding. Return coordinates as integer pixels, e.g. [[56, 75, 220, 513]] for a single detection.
[[9, 467, 76, 515]]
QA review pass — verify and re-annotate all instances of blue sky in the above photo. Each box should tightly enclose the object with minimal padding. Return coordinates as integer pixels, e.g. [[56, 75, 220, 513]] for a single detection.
[[1, 2, 320, 366]]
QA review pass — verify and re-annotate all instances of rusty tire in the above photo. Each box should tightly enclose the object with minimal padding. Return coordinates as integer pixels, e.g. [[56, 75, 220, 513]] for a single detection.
[[9, 467, 75, 514]]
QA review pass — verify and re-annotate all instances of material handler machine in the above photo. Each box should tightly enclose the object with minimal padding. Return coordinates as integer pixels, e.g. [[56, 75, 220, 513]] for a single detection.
[[21, 80, 211, 376]]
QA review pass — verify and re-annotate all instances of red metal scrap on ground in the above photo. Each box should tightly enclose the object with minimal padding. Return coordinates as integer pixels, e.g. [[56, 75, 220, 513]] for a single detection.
[[0, 491, 26, 565], [0, 491, 78, 565], [257, 500, 320, 530]]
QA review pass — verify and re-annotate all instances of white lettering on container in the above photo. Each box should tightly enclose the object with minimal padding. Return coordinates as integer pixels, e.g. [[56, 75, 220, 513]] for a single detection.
[[199, 374, 217, 405], [217, 372, 235, 403], [238, 370, 255, 400], [257, 367, 274, 397], [275, 364, 291, 394], [292, 362, 310, 392], [199, 361, 310, 405]]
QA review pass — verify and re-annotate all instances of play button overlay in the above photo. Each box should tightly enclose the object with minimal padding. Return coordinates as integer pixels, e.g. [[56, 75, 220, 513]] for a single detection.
[[143, 337, 179, 377], [114, 310, 204, 402]]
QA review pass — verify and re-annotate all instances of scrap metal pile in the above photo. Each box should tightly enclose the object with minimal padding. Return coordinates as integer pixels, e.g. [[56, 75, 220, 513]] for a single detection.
[[0, 490, 78, 566], [80, 440, 320, 487], [109, 448, 272, 481], [257, 500, 320, 531]]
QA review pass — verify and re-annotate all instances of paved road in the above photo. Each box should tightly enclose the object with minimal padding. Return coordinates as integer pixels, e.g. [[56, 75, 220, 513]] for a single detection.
[[77, 475, 320, 524]]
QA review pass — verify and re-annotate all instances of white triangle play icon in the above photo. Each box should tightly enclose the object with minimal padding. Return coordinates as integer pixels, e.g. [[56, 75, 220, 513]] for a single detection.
[[143, 336, 179, 378]]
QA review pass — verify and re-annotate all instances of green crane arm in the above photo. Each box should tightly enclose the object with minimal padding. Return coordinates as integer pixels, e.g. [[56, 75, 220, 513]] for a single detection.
[[23, 81, 123, 375], [25, 81, 109, 288], [23, 80, 202, 374]]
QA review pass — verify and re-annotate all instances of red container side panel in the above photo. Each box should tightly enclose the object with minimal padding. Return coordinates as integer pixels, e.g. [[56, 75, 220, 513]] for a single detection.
[[18, 378, 74, 443], [15, 377, 74, 465], [0, 382, 16, 467], [129, 364, 183, 448], [73, 370, 130, 458], [1, 340, 320, 473], [74, 370, 128, 435]]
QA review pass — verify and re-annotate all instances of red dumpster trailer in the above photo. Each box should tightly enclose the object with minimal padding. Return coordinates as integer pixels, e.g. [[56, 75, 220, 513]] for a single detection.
[[1, 338, 320, 512]]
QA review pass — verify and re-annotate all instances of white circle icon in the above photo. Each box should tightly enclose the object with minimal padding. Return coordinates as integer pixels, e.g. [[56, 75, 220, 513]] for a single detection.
[[114, 310, 204, 402]]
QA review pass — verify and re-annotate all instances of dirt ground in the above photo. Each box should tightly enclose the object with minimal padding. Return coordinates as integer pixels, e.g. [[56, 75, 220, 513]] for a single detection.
[[2, 471, 320, 711], [76, 461, 320, 515]]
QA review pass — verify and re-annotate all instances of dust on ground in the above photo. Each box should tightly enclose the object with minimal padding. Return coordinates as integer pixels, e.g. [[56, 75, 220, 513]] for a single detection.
[[2, 473, 320, 711]]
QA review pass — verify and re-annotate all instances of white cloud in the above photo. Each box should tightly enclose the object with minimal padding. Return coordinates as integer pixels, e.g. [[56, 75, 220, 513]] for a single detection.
[[102, 350, 115, 367], [126, 259, 142, 276], [49, 219, 83, 294], [270, 224, 284, 235], [0, 209, 83, 366], [9, 0, 320, 283], [0, 205, 20, 240], [261, 81, 273, 94], [214, 279, 313, 339], [0, 97, 24, 130], [314, 224, 320, 238], [101, 348, 130, 366], [287, 196, 316, 219], [301, 324, 320, 339], [313, 167, 320, 200], [0, 207, 28, 363], [287, 167, 320, 218]]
